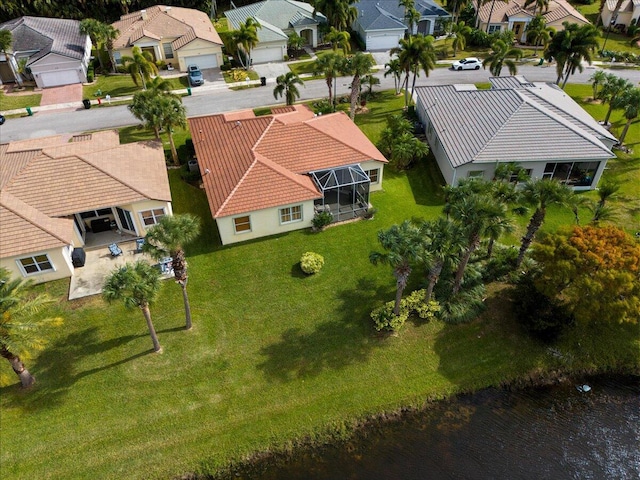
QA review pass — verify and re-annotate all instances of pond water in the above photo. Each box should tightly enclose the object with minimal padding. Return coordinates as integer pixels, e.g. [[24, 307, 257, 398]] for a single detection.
[[253, 375, 639, 480]]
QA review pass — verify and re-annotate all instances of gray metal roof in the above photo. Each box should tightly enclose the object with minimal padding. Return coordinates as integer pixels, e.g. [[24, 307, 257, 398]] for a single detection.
[[414, 79, 614, 168], [0, 16, 88, 65], [225, 0, 325, 34], [355, 0, 449, 31], [489, 75, 535, 89]]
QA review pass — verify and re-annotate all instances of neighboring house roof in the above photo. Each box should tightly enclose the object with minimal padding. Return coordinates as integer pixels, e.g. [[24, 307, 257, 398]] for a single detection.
[[414, 77, 614, 168], [0, 131, 171, 258], [0, 16, 89, 65], [478, 0, 590, 25], [225, 0, 326, 43], [605, 0, 640, 15], [189, 105, 387, 218], [355, 0, 449, 31], [112, 5, 222, 50]]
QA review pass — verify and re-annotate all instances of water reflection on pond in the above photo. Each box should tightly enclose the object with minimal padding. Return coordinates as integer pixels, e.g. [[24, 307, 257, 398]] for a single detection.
[[255, 376, 639, 480]]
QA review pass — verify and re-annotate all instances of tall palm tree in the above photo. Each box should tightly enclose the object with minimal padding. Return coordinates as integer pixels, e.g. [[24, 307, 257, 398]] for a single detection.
[[314, 0, 358, 30], [418, 218, 464, 303], [0, 29, 23, 87], [233, 18, 261, 68], [313, 52, 344, 110], [103, 24, 120, 73], [482, 0, 509, 34], [361, 73, 380, 100], [80, 19, 118, 72], [525, 15, 552, 52], [545, 22, 599, 89], [516, 178, 574, 267], [610, 86, 640, 144], [483, 39, 523, 76], [370, 221, 423, 315], [343, 52, 374, 120], [524, 0, 550, 15], [103, 261, 163, 353], [384, 57, 403, 95], [0, 268, 63, 387], [129, 90, 164, 139], [391, 34, 436, 108], [160, 95, 187, 165], [147, 75, 173, 95], [143, 215, 201, 330], [273, 72, 304, 106], [445, 0, 471, 25], [122, 46, 158, 90], [448, 193, 508, 293], [449, 20, 472, 56], [325, 27, 351, 53], [600, 74, 633, 125], [589, 70, 608, 101]]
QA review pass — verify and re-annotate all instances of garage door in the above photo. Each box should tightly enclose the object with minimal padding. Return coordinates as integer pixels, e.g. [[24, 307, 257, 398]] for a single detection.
[[184, 54, 218, 69], [39, 70, 81, 88], [251, 46, 284, 64], [366, 34, 403, 51]]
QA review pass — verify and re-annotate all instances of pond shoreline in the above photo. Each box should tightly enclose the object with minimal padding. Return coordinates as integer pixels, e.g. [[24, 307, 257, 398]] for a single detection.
[[185, 369, 639, 480]]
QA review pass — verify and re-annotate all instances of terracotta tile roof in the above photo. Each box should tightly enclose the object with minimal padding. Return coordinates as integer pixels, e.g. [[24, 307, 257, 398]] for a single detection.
[[0, 132, 171, 255], [189, 105, 387, 218], [0, 191, 74, 258], [112, 5, 222, 50]]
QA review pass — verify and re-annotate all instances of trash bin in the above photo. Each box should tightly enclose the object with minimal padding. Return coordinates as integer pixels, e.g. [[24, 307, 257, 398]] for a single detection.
[[538, 58, 544, 66], [260, 76, 266, 86], [187, 87, 192, 96], [26, 107, 33, 116], [0, 114, 5, 125], [71, 248, 86, 268], [188, 159, 199, 173], [82, 99, 91, 109]]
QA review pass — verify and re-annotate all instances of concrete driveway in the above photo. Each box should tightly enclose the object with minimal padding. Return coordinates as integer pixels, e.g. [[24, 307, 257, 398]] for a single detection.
[[253, 63, 291, 82], [40, 83, 83, 106]]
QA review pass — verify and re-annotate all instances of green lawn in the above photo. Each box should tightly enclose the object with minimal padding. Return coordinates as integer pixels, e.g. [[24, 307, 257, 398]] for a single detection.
[[0, 90, 42, 111], [1, 89, 638, 480], [83, 74, 187, 99]]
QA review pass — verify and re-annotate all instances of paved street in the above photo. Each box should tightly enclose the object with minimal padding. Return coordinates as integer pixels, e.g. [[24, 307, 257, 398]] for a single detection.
[[1, 63, 639, 142]]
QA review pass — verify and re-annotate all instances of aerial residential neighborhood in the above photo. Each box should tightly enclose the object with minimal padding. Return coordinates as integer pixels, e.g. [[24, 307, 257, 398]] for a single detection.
[[0, 0, 638, 479]]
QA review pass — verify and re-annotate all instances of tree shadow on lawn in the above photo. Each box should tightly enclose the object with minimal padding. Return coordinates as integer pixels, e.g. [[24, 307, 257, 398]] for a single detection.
[[405, 154, 446, 207], [0, 327, 149, 412], [257, 277, 391, 382]]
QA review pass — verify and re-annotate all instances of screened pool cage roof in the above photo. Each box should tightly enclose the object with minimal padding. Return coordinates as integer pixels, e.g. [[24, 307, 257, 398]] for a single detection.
[[310, 165, 369, 192]]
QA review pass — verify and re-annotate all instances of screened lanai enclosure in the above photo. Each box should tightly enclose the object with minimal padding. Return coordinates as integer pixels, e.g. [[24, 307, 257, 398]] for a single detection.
[[310, 165, 371, 222]]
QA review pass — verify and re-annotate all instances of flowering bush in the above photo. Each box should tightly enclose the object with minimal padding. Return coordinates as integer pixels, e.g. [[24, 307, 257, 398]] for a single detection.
[[300, 252, 324, 274]]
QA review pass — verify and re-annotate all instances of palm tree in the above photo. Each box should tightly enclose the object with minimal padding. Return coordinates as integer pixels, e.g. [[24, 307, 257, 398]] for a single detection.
[[129, 90, 164, 139], [589, 70, 608, 101], [273, 72, 304, 106], [343, 52, 374, 120], [233, 18, 261, 68], [0, 268, 63, 387], [287, 32, 304, 59], [448, 193, 508, 293], [449, 21, 472, 56], [516, 178, 573, 267], [143, 215, 201, 330], [122, 46, 158, 90], [391, 34, 436, 108], [483, 39, 523, 76], [103, 24, 120, 73], [384, 57, 403, 95], [80, 19, 118, 72], [313, 52, 344, 110], [483, 0, 509, 34], [314, 0, 358, 30], [525, 15, 552, 53], [596, 180, 620, 209], [103, 261, 163, 353], [545, 22, 599, 88], [610, 86, 640, 144], [599, 74, 633, 125], [524, 0, 550, 15], [445, 0, 471, 24], [418, 218, 464, 303], [0, 29, 23, 87], [361, 74, 380, 100], [325, 27, 351, 53], [370, 221, 423, 316], [147, 75, 173, 95], [159, 95, 187, 165]]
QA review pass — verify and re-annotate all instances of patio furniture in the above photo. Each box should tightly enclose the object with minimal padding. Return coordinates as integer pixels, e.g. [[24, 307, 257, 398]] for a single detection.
[[134, 238, 145, 254], [108, 243, 123, 257], [91, 217, 111, 233], [158, 257, 173, 274]]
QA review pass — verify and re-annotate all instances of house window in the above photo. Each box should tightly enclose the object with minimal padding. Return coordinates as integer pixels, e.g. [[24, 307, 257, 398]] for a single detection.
[[366, 169, 379, 184], [280, 205, 302, 224], [18, 254, 54, 275], [468, 170, 484, 178], [79, 208, 113, 219], [488, 25, 502, 34], [113, 51, 122, 65], [163, 43, 174, 59], [116, 207, 136, 232], [234, 215, 251, 233], [140, 208, 165, 226], [543, 162, 598, 186]]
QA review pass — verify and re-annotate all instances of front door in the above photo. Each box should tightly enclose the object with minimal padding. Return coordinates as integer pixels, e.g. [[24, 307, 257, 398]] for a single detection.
[[141, 47, 157, 62]]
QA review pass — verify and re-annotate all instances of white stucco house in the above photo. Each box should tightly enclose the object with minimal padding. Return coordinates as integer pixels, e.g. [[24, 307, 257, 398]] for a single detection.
[[601, 0, 640, 31], [225, 0, 327, 64], [352, 0, 450, 51], [0, 131, 172, 284], [111, 5, 224, 71], [0, 16, 91, 88], [414, 76, 617, 190], [189, 105, 388, 245]]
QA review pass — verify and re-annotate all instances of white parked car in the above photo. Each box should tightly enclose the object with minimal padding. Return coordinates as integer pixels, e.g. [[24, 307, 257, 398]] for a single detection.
[[452, 57, 482, 71]]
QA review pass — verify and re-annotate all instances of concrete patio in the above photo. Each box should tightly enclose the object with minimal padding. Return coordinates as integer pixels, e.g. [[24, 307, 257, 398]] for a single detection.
[[68, 239, 173, 300]]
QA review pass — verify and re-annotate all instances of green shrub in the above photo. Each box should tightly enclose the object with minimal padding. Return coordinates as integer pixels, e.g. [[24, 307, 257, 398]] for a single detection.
[[300, 252, 325, 274], [371, 301, 408, 332], [482, 244, 518, 282], [87, 65, 94, 83], [402, 289, 441, 320], [312, 99, 334, 115], [312, 210, 333, 230], [439, 284, 486, 324]]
